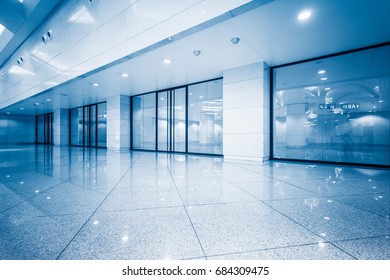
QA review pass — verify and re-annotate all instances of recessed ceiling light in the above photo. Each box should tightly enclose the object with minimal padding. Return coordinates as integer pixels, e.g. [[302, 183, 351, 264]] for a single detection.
[[298, 10, 311, 21], [46, 98, 51, 102], [318, 69, 326, 74], [199, 95, 203, 99], [92, 82, 99, 86], [121, 73, 128, 78], [193, 50, 201, 56], [163, 58, 171, 64], [378, 100, 384, 103], [230, 37, 240, 44], [34, 102, 40, 106], [325, 87, 331, 90], [321, 77, 328, 81], [20, 108, 24, 110]]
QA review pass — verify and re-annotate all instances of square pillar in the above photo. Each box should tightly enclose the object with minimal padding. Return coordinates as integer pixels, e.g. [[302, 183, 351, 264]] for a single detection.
[[53, 108, 69, 146], [107, 94, 130, 151], [223, 62, 270, 163]]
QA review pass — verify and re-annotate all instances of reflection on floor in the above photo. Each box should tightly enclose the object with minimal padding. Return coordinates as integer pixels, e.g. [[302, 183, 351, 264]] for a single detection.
[[274, 146, 390, 166], [0, 145, 389, 260]]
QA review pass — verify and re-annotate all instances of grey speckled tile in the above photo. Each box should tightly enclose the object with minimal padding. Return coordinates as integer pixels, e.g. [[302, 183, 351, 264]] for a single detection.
[[334, 193, 390, 218], [207, 242, 355, 260], [176, 180, 256, 206], [98, 184, 182, 212], [186, 202, 324, 256], [333, 236, 390, 260], [234, 180, 315, 201], [59, 207, 204, 260], [265, 198, 390, 241], [0, 214, 89, 259]]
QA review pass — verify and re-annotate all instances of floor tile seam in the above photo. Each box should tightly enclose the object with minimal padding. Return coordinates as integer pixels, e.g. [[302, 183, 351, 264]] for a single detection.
[[324, 234, 390, 244], [166, 164, 208, 260], [204, 240, 353, 259], [324, 196, 390, 219], [54, 154, 141, 260], [210, 172, 321, 203], [215, 180, 357, 260], [277, 180, 325, 195], [258, 200, 359, 260], [0, 179, 76, 215]]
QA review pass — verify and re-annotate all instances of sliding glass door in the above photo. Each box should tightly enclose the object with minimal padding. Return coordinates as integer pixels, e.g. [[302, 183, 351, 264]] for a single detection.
[[131, 78, 223, 155], [70, 102, 107, 147], [157, 87, 186, 152], [36, 113, 53, 144]]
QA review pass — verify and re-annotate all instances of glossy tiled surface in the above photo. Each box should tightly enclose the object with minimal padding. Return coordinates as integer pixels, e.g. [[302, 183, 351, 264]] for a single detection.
[[0, 145, 389, 260]]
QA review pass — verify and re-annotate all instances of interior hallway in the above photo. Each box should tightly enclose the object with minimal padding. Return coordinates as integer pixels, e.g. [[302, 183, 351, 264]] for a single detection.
[[0, 145, 389, 260]]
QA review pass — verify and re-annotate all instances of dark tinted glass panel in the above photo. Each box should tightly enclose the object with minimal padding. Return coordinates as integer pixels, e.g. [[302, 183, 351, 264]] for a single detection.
[[97, 103, 107, 147]]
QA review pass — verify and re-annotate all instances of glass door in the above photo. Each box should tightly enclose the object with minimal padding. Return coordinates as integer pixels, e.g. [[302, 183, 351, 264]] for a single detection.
[[157, 87, 187, 152]]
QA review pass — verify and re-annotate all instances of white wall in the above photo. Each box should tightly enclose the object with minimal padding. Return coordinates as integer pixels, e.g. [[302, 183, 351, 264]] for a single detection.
[[223, 62, 270, 162], [0, 114, 35, 144], [107, 95, 130, 151]]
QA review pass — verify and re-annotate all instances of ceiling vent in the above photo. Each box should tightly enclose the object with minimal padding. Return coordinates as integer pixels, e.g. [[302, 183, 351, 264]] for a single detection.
[[47, 29, 53, 40], [42, 34, 48, 44], [17, 56, 24, 65]]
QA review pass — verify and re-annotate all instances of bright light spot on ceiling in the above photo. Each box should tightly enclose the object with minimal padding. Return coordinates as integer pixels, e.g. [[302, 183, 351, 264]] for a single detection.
[[318, 70, 326, 74], [298, 10, 311, 21], [0, 24, 6, 37], [69, 6, 94, 23], [163, 58, 171, 64], [121, 73, 128, 78]]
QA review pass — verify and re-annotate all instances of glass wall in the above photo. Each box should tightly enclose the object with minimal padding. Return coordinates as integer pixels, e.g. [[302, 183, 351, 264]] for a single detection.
[[36, 113, 53, 144], [273, 45, 390, 166], [131, 78, 223, 155], [132, 93, 156, 150], [70, 102, 107, 147], [70, 107, 83, 146], [188, 79, 223, 154], [97, 103, 107, 147]]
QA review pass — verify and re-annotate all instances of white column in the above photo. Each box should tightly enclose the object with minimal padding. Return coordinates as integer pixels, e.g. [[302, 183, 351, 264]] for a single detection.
[[53, 108, 69, 146], [107, 94, 130, 151], [223, 62, 270, 162]]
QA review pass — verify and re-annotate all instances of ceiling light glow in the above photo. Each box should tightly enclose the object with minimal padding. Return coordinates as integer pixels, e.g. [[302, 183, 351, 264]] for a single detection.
[[92, 82, 99, 87], [121, 73, 128, 78], [298, 10, 311, 21], [163, 58, 171, 64], [318, 69, 326, 74], [0, 24, 6, 36], [321, 77, 328, 81]]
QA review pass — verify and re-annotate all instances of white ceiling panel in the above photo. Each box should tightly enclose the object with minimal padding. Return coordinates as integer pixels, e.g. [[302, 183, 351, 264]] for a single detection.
[[0, 0, 389, 116]]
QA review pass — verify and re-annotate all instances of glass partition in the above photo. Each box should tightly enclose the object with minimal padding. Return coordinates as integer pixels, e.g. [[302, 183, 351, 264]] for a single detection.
[[132, 93, 156, 150], [273, 45, 390, 166], [36, 113, 53, 144], [70, 102, 107, 147], [131, 78, 222, 155], [188, 79, 223, 154], [97, 102, 107, 147]]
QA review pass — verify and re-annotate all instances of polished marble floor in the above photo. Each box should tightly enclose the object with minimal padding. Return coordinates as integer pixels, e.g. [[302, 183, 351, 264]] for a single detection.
[[0, 145, 389, 260]]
